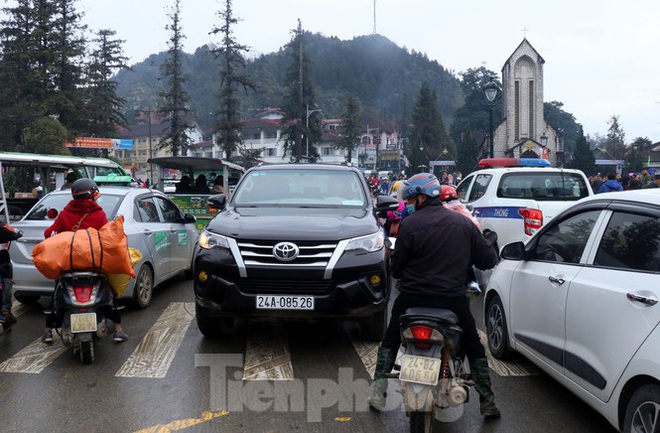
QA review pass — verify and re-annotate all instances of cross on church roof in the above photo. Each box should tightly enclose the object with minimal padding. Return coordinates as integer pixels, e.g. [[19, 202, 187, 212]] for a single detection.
[[522, 27, 529, 38]]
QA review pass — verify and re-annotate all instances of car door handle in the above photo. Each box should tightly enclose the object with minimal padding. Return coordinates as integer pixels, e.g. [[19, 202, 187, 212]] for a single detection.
[[548, 276, 565, 285], [143, 230, 153, 236], [626, 293, 658, 306]]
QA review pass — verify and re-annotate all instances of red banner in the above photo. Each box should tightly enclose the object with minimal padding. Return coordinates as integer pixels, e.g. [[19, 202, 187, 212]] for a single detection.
[[66, 137, 113, 149]]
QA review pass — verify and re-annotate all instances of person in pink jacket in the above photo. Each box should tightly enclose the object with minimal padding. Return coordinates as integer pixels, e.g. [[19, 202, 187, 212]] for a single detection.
[[440, 185, 479, 228]]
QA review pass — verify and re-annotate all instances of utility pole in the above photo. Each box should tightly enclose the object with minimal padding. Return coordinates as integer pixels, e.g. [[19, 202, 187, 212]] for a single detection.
[[297, 34, 303, 162]]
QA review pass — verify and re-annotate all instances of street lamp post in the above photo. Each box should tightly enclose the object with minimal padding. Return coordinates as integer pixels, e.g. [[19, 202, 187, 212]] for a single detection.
[[306, 104, 322, 157], [483, 77, 499, 159]]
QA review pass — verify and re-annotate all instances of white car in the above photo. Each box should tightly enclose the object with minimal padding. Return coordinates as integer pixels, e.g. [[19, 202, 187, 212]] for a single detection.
[[455, 158, 593, 251], [10, 186, 199, 309], [485, 189, 660, 432]]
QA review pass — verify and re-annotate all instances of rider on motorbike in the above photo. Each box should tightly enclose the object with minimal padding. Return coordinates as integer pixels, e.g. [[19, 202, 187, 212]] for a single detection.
[[369, 173, 501, 418], [41, 179, 129, 343]]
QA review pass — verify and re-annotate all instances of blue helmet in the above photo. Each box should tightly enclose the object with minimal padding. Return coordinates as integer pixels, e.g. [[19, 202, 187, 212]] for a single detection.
[[401, 173, 441, 200]]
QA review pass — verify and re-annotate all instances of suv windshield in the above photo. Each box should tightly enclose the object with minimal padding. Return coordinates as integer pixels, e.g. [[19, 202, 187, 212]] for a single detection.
[[233, 169, 366, 206], [25, 194, 123, 221]]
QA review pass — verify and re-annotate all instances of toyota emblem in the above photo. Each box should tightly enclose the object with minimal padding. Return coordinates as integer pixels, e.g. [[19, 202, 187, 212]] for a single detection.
[[273, 242, 299, 261]]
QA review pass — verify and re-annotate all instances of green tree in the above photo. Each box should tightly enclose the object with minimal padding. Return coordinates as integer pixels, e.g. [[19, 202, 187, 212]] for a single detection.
[[50, 0, 88, 135], [450, 67, 501, 169], [456, 130, 481, 176], [22, 116, 70, 154], [211, 0, 255, 159], [279, 21, 322, 162], [629, 137, 652, 173], [336, 96, 361, 163], [407, 82, 449, 174], [85, 29, 128, 138], [543, 101, 580, 156], [604, 115, 626, 160], [570, 129, 596, 176], [158, 0, 194, 157]]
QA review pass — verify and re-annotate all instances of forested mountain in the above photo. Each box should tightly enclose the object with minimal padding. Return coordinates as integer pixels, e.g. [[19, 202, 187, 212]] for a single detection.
[[115, 33, 464, 136]]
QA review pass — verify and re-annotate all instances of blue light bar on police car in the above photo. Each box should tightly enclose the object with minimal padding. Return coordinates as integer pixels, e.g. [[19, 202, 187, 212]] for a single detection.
[[478, 158, 552, 168]]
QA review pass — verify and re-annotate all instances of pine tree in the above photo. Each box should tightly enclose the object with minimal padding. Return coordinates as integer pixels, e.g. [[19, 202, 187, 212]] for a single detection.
[[50, 0, 87, 134], [407, 82, 450, 174], [158, 0, 194, 157], [85, 29, 128, 139], [211, 0, 255, 159], [570, 129, 596, 175], [604, 115, 626, 160], [337, 96, 361, 163], [279, 20, 321, 162]]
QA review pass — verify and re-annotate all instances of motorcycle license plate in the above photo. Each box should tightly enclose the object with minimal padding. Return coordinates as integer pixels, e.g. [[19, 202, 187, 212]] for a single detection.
[[399, 354, 441, 386], [256, 295, 314, 310], [70, 313, 97, 333]]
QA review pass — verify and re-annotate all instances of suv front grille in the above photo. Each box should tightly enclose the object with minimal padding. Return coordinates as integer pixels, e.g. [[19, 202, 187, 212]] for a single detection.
[[237, 239, 338, 267], [238, 279, 335, 295]]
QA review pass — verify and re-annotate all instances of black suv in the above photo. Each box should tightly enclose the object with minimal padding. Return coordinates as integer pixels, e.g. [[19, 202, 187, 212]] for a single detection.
[[193, 164, 398, 340]]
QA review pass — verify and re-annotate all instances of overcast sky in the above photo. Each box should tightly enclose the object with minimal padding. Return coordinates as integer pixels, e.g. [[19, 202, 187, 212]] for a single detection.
[[79, 0, 660, 143]]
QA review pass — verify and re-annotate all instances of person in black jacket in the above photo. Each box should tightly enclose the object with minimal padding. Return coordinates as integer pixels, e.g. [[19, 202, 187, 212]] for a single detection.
[[368, 172, 501, 418]]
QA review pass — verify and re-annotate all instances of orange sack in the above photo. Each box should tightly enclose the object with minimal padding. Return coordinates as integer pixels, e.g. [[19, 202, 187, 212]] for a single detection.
[[33, 216, 135, 280]]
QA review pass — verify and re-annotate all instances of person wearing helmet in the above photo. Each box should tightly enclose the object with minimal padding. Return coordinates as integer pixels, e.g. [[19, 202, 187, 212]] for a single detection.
[[368, 173, 501, 418], [42, 179, 129, 343], [440, 185, 479, 227]]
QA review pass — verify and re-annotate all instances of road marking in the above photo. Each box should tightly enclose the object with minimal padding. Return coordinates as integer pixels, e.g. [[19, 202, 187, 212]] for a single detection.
[[242, 325, 293, 380], [351, 331, 538, 379], [351, 340, 403, 379], [11, 299, 33, 318], [479, 329, 539, 376], [0, 336, 67, 374], [115, 302, 195, 379], [132, 410, 229, 433]]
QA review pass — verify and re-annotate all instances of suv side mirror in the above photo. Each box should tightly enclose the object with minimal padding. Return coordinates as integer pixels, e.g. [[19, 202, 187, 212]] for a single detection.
[[500, 242, 526, 261], [183, 213, 197, 224], [207, 194, 227, 210]]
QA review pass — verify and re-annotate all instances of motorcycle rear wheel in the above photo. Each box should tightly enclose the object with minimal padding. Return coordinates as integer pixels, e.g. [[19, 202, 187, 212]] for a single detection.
[[409, 410, 433, 433], [80, 341, 94, 364]]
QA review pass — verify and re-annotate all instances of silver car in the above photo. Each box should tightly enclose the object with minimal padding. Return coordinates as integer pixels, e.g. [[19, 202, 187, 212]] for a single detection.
[[10, 186, 199, 309]]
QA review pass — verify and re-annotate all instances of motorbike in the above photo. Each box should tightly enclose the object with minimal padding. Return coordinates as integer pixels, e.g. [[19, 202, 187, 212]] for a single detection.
[[391, 306, 472, 433], [53, 271, 114, 364]]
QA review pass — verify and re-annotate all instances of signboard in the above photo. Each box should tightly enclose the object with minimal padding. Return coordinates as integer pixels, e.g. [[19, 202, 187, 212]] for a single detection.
[[379, 149, 399, 161], [169, 195, 215, 231], [113, 139, 134, 150], [429, 160, 456, 166], [66, 137, 113, 149]]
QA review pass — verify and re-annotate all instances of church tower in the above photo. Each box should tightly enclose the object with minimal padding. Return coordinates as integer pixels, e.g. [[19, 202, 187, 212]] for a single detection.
[[493, 39, 560, 165]]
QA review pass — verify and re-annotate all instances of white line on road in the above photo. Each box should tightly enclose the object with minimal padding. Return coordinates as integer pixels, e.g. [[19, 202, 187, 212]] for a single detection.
[[115, 302, 196, 379], [242, 325, 293, 380], [0, 336, 68, 374]]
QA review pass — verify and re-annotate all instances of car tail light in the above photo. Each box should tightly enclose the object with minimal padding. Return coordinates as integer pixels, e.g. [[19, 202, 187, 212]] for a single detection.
[[519, 208, 543, 236], [73, 286, 94, 303]]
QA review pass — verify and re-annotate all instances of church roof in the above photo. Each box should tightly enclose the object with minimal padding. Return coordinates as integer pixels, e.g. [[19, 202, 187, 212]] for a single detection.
[[502, 38, 545, 70]]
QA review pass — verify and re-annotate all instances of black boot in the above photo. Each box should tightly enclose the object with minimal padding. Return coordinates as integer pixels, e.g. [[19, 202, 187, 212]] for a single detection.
[[368, 347, 397, 411], [470, 358, 501, 418]]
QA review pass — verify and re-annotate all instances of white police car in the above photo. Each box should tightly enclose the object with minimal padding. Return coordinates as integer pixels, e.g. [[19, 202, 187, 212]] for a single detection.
[[455, 158, 593, 251]]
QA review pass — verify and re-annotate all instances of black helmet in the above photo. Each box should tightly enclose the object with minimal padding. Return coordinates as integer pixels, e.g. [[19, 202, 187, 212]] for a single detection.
[[71, 178, 100, 200]]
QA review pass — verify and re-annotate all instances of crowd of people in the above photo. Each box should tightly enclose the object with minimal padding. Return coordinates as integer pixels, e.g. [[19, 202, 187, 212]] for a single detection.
[[589, 167, 660, 193]]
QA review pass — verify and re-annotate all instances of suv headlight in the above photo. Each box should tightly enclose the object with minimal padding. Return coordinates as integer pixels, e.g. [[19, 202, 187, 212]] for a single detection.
[[345, 231, 384, 253], [199, 230, 230, 250]]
